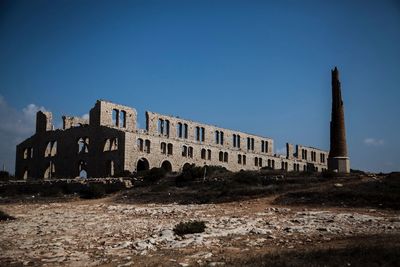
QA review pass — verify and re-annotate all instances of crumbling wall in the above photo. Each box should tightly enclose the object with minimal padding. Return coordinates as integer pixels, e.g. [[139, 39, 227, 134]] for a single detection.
[[62, 116, 89, 130], [89, 100, 137, 131], [16, 100, 329, 179]]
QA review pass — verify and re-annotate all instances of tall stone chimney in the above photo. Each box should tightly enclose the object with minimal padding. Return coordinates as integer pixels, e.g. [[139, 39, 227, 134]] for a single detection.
[[328, 67, 350, 173]]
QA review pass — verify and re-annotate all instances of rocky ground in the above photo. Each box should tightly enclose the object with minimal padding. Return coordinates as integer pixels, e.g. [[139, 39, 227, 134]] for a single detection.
[[1, 195, 400, 266]]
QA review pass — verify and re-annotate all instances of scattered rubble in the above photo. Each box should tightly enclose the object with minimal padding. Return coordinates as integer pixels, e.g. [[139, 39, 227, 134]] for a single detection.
[[1, 200, 399, 266]]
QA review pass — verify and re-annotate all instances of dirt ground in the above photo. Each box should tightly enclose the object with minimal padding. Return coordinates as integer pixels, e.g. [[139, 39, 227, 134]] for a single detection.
[[1, 192, 399, 266]]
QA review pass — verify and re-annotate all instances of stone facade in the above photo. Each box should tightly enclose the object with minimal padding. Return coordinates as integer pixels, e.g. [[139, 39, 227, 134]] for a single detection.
[[15, 100, 328, 179]]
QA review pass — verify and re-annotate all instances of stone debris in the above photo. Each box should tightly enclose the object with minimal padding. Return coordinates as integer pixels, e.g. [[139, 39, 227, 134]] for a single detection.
[[1, 201, 399, 266]]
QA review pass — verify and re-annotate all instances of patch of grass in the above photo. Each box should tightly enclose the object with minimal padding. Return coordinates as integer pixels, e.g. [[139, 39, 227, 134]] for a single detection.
[[227, 235, 400, 267], [141, 167, 167, 185], [173, 220, 206, 236], [275, 172, 400, 209], [0, 210, 15, 221]]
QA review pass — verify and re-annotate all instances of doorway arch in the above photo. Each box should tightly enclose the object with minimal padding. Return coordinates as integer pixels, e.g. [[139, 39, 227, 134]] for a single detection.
[[161, 160, 172, 172], [137, 158, 150, 172]]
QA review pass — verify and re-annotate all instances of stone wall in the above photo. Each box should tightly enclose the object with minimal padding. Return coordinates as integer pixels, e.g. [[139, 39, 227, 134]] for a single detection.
[[15, 100, 328, 179]]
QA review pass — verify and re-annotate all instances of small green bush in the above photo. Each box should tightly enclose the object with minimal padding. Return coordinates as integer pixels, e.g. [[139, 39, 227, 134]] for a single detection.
[[0, 171, 11, 181], [203, 165, 228, 176], [79, 184, 106, 199], [40, 186, 63, 197], [142, 167, 167, 184], [0, 210, 15, 221], [321, 170, 338, 178], [175, 164, 203, 186], [173, 220, 206, 236], [232, 171, 263, 185], [175, 165, 228, 186]]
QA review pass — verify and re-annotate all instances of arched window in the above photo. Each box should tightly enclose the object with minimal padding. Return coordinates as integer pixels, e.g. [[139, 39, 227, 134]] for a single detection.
[[120, 110, 126, 128], [104, 139, 110, 152], [215, 131, 220, 144], [201, 127, 205, 142], [255, 157, 258, 166], [188, 146, 193, 158], [207, 149, 212, 160], [145, 140, 151, 153], [220, 132, 224, 145], [238, 154, 242, 164], [165, 120, 170, 136], [219, 151, 223, 162], [23, 148, 29, 159], [177, 122, 183, 138], [44, 161, 55, 179], [243, 155, 246, 165], [160, 142, 166, 154], [261, 140, 265, 152], [195, 126, 200, 141], [224, 152, 228, 162], [111, 138, 118, 151], [112, 109, 119, 126], [268, 159, 271, 168], [233, 134, 237, 147], [237, 135, 241, 148], [45, 141, 52, 157], [201, 148, 206, 159], [23, 168, 29, 179], [158, 119, 164, 134], [183, 124, 188, 139], [50, 141, 57, 157], [78, 160, 88, 178], [79, 169, 87, 178], [271, 160, 275, 169], [259, 158, 262, 167], [182, 145, 188, 157], [137, 138, 144, 152], [78, 138, 89, 153], [167, 143, 173, 155]]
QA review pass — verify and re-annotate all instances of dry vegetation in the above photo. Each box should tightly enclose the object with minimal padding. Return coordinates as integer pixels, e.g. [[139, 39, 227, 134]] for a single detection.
[[0, 169, 399, 266]]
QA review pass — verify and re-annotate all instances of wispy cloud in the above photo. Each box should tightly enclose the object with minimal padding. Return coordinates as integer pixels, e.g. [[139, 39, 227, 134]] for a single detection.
[[364, 138, 384, 146], [0, 95, 48, 173]]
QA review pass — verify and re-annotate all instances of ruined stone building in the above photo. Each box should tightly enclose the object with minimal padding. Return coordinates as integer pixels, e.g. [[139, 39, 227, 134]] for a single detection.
[[15, 97, 330, 179]]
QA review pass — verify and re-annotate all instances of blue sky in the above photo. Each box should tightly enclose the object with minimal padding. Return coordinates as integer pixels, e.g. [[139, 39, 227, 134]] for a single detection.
[[0, 0, 399, 173]]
